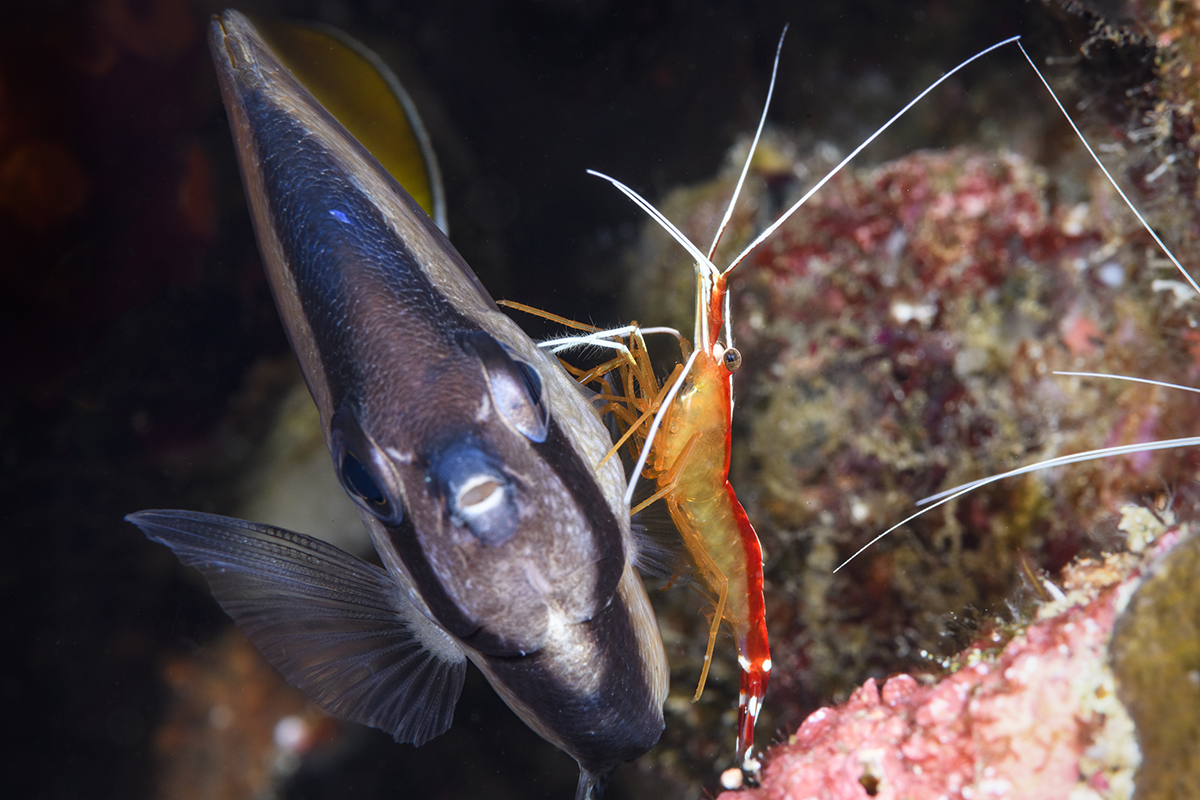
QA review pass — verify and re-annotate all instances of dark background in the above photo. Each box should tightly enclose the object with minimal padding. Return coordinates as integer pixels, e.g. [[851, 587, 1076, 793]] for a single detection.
[[0, 1, 1107, 798]]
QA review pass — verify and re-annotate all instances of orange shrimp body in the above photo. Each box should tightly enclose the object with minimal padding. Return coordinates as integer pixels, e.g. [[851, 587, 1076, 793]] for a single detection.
[[649, 271, 770, 770]]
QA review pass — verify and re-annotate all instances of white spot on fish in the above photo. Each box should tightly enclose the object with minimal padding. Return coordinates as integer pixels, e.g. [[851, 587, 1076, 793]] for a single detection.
[[385, 447, 415, 464], [522, 558, 553, 597]]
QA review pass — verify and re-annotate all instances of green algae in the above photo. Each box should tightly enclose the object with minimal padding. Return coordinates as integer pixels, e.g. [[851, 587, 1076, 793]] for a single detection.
[[1111, 532, 1200, 799]]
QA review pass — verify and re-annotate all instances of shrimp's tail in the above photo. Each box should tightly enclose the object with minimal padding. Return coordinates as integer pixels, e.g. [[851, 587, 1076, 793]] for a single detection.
[[736, 653, 769, 773]]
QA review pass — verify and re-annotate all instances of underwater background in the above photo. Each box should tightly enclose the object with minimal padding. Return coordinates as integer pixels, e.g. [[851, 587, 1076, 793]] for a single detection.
[[5, 0, 1197, 798]]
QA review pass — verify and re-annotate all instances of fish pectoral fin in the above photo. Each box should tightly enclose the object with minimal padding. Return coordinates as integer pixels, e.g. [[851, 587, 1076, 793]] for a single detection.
[[628, 496, 692, 585], [127, 509, 467, 746]]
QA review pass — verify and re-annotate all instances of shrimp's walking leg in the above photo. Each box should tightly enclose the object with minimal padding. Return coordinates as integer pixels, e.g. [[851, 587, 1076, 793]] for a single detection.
[[671, 510, 729, 703]]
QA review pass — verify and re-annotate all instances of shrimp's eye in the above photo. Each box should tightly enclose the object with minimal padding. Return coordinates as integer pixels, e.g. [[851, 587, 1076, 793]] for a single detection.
[[723, 347, 742, 373]]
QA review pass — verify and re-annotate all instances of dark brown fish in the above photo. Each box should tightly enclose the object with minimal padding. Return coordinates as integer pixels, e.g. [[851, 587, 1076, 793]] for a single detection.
[[128, 11, 667, 799]]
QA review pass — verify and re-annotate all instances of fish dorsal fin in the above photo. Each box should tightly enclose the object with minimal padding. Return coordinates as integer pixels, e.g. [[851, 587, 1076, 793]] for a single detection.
[[256, 18, 448, 232], [128, 509, 467, 746]]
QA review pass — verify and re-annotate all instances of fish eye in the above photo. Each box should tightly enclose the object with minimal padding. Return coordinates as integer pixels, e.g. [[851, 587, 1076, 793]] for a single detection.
[[337, 448, 403, 524], [432, 439, 519, 546], [723, 347, 742, 373], [331, 409, 404, 525], [341, 451, 386, 506]]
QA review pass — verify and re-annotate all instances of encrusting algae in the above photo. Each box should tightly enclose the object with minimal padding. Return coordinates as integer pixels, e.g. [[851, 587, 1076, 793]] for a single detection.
[[714, 500, 1200, 800], [1111, 512, 1200, 800]]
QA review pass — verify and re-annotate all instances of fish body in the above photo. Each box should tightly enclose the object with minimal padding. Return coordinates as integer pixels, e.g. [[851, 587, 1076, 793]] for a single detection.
[[129, 11, 667, 798]]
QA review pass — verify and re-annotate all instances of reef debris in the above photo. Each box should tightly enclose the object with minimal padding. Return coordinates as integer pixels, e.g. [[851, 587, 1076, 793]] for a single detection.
[[719, 507, 1195, 800]]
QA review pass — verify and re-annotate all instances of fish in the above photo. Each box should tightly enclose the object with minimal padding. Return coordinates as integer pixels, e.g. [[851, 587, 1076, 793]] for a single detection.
[[127, 11, 667, 800]]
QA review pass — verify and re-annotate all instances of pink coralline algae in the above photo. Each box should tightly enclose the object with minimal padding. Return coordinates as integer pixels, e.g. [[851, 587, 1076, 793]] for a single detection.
[[719, 520, 1200, 800]]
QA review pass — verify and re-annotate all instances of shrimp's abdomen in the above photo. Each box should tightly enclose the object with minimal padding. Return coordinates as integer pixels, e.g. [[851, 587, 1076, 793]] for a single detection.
[[656, 352, 770, 767]]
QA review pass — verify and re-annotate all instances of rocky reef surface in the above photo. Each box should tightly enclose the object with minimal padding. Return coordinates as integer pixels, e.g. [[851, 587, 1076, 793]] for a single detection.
[[620, 7, 1200, 789], [717, 506, 1198, 800]]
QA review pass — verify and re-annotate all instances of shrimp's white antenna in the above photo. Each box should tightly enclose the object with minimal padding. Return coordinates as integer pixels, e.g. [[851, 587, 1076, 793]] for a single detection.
[[1017, 41, 1200, 296], [1053, 371, 1200, 396], [725, 35, 1022, 275], [916, 371, 1200, 508], [624, 349, 701, 508], [842, 42, 1200, 570], [587, 169, 716, 273], [835, 434, 1200, 572], [707, 24, 789, 263]]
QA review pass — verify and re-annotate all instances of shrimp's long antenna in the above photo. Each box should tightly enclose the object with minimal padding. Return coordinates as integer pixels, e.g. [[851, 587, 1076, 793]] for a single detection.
[[1052, 371, 1200, 396], [834, 434, 1200, 572], [724, 35, 1022, 276], [838, 42, 1200, 572], [587, 170, 716, 274], [916, 372, 1200, 507], [1017, 41, 1200, 295], [707, 25, 788, 263]]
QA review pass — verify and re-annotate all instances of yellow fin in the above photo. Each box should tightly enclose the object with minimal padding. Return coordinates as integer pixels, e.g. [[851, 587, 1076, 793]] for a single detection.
[[256, 19, 447, 232]]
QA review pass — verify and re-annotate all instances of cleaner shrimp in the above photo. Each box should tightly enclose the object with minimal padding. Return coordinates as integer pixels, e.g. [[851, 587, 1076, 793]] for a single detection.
[[522, 31, 1030, 773]]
